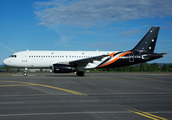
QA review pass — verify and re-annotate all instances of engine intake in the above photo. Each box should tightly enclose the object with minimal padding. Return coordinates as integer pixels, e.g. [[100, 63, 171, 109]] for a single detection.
[[53, 64, 76, 73]]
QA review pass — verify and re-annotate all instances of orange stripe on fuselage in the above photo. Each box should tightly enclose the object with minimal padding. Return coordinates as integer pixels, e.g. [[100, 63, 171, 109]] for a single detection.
[[98, 51, 134, 68], [109, 52, 116, 57]]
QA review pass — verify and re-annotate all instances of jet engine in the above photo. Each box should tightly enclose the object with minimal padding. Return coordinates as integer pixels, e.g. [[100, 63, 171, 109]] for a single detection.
[[52, 64, 76, 73]]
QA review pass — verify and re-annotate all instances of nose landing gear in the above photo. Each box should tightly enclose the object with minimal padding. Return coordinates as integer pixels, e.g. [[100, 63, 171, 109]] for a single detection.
[[23, 68, 27, 76], [23, 71, 27, 76]]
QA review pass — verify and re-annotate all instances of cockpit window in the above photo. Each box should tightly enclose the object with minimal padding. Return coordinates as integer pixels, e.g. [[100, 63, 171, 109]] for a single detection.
[[9, 55, 17, 58]]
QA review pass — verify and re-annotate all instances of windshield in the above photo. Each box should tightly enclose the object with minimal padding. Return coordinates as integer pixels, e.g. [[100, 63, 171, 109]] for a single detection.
[[9, 55, 17, 58]]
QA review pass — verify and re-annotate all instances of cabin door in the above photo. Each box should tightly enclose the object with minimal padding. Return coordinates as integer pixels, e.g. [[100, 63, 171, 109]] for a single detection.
[[22, 52, 28, 62], [129, 53, 134, 62]]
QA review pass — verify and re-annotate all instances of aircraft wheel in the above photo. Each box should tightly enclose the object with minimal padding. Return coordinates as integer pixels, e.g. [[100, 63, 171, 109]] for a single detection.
[[23, 71, 27, 76], [76, 71, 85, 76]]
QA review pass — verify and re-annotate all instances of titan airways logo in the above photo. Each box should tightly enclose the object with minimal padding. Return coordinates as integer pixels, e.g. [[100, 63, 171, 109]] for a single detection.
[[98, 51, 134, 68]]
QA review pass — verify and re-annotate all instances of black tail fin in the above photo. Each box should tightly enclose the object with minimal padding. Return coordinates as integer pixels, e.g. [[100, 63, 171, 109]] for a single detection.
[[132, 27, 160, 53]]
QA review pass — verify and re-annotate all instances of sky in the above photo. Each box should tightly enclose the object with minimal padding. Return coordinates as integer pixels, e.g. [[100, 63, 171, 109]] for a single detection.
[[0, 0, 172, 64]]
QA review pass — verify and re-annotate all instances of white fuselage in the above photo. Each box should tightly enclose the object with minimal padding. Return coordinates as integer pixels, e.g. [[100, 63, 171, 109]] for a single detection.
[[3, 50, 117, 69]]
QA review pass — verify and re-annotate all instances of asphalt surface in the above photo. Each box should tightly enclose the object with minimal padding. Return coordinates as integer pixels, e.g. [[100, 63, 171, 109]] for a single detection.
[[0, 72, 172, 120]]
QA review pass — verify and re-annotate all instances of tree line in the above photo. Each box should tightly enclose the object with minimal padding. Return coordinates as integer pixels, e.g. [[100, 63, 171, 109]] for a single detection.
[[88, 62, 172, 72]]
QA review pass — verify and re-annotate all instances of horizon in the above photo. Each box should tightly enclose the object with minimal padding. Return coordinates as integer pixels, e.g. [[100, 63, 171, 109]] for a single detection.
[[0, 0, 172, 64]]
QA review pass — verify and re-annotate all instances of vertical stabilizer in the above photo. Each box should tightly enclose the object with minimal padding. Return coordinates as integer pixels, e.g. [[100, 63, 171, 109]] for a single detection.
[[132, 27, 160, 53]]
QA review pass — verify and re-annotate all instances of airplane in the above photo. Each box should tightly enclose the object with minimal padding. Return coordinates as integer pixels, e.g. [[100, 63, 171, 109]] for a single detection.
[[3, 27, 167, 76]]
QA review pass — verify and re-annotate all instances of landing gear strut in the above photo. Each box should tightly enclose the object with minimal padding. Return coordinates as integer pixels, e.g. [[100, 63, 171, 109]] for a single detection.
[[76, 71, 85, 76], [23, 68, 27, 76]]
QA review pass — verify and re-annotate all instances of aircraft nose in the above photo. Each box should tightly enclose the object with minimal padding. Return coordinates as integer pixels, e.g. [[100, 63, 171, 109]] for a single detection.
[[3, 59, 9, 66]]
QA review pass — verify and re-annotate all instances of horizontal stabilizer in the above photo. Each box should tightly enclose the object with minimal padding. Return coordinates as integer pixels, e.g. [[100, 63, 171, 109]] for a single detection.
[[145, 53, 168, 57], [142, 53, 168, 60]]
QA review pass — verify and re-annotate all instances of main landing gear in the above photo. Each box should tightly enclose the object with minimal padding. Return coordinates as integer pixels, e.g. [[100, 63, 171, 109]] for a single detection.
[[76, 66, 85, 76], [23, 68, 27, 76], [76, 71, 85, 76]]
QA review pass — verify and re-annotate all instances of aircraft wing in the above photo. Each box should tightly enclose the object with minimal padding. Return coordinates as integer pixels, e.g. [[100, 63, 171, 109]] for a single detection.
[[69, 54, 109, 67]]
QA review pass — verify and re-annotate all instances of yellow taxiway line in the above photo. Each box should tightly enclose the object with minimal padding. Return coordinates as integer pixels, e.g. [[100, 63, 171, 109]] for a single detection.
[[0, 80, 168, 120]]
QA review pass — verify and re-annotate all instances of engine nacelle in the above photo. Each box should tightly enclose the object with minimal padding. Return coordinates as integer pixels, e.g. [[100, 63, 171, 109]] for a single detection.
[[52, 64, 76, 73]]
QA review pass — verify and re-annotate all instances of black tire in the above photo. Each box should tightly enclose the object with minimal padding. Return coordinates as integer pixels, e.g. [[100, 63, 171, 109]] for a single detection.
[[76, 71, 85, 76], [23, 72, 27, 76]]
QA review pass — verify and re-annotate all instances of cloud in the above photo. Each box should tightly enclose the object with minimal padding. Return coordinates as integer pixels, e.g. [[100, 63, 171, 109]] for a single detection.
[[166, 22, 172, 24], [55, 36, 71, 46], [82, 31, 96, 34], [162, 26, 172, 29], [87, 43, 122, 50], [0, 43, 16, 53], [120, 29, 142, 36], [34, 0, 172, 27]]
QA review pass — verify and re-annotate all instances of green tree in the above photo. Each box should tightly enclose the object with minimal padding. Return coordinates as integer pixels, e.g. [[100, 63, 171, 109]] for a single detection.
[[147, 65, 153, 72], [130, 66, 140, 72], [162, 64, 168, 72], [109, 68, 114, 72], [115, 67, 123, 72], [140, 62, 149, 72], [169, 65, 172, 72], [135, 64, 140, 72], [149, 63, 159, 72], [123, 66, 130, 72]]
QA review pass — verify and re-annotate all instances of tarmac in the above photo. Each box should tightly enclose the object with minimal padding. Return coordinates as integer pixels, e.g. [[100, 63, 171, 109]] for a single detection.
[[0, 72, 172, 120]]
